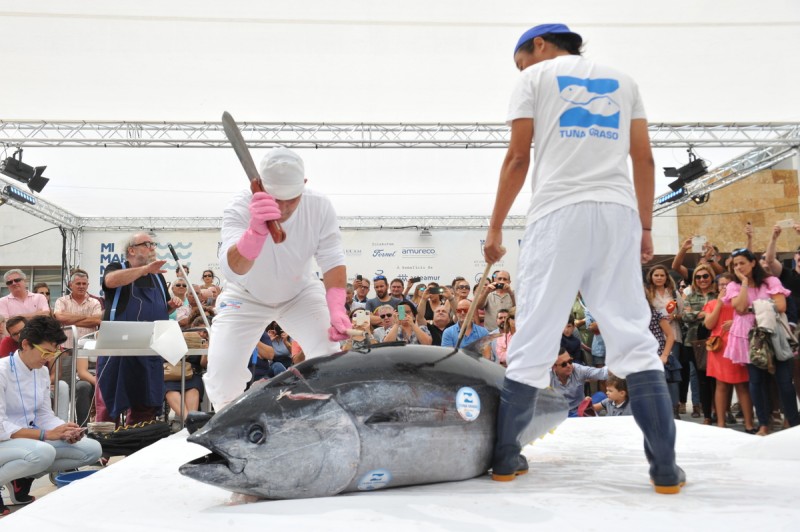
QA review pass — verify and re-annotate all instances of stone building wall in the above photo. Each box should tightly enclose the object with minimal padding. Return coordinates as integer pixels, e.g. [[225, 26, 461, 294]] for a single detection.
[[675, 170, 800, 256]]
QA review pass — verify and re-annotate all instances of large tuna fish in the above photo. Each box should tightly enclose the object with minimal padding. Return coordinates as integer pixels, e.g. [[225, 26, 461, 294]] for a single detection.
[[179, 343, 567, 499]]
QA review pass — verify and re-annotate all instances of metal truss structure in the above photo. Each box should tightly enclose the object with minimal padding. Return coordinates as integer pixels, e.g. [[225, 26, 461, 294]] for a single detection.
[[1, 120, 799, 149], [1, 121, 798, 231], [39, 215, 528, 232]]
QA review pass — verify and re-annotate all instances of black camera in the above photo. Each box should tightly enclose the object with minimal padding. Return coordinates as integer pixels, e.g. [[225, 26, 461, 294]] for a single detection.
[[495, 283, 505, 289], [409, 276, 421, 283], [429, 287, 444, 295]]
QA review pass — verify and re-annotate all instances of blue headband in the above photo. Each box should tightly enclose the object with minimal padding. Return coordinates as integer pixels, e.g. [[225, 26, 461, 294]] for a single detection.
[[514, 23, 582, 56]]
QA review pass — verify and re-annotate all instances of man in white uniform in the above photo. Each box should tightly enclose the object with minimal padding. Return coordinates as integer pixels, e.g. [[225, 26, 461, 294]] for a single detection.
[[203, 147, 350, 411], [484, 24, 684, 493]]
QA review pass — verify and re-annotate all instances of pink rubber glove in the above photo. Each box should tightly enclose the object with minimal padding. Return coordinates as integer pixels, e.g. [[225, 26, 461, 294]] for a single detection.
[[326, 287, 351, 342], [236, 192, 281, 260]]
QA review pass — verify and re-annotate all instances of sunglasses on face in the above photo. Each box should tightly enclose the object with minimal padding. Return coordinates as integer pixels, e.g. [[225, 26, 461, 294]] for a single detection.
[[174, 284, 187, 288], [556, 359, 574, 368], [455, 308, 469, 314], [132, 241, 157, 250], [5, 278, 24, 286], [379, 313, 393, 319], [695, 274, 711, 280], [202, 274, 213, 278], [456, 285, 470, 290], [33, 343, 63, 361]]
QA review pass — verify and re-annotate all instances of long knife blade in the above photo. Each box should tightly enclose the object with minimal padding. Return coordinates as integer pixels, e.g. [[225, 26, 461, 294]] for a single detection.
[[221, 111, 286, 243]]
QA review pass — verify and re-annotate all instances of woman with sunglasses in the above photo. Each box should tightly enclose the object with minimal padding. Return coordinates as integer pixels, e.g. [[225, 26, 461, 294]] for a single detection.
[[723, 248, 798, 435], [168, 280, 192, 328], [31, 283, 52, 312], [0, 316, 102, 516], [703, 272, 756, 432], [681, 264, 718, 425], [200, 270, 217, 290]]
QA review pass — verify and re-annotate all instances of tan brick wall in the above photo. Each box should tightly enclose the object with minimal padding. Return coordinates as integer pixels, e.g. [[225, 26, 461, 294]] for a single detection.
[[675, 170, 800, 255]]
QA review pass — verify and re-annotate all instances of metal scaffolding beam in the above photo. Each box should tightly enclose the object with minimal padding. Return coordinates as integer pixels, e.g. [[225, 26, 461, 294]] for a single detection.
[[0, 175, 80, 228], [1, 120, 798, 149], [73, 215, 528, 231], [2, 120, 797, 229]]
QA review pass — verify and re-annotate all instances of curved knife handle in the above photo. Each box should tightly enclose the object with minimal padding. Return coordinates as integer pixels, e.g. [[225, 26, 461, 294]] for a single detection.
[[250, 180, 287, 243]]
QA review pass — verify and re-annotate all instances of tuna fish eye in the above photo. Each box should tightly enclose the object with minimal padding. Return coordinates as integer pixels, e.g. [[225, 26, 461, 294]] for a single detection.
[[247, 424, 266, 444]]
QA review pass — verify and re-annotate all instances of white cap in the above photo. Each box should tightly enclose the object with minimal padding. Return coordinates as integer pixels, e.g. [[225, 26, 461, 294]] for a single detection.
[[258, 147, 305, 200]]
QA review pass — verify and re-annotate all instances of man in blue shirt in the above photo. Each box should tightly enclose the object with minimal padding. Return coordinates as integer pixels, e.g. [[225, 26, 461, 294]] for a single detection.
[[550, 348, 607, 416], [441, 299, 488, 348]]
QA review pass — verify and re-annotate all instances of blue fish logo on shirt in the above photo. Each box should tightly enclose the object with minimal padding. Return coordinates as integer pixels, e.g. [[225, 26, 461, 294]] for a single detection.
[[557, 76, 620, 129]]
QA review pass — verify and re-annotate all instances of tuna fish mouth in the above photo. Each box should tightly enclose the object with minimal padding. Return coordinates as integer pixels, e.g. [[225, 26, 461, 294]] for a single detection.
[[183, 450, 246, 475]]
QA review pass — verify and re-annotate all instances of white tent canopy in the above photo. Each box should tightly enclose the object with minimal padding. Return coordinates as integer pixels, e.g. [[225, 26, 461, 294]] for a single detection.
[[1, 0, 799, 221]]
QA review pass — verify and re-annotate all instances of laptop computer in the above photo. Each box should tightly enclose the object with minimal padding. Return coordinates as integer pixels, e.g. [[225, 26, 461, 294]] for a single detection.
[[94, 321, 155, 349]]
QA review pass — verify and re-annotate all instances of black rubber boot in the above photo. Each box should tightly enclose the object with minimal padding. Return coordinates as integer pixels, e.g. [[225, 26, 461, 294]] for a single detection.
[[627, 370, 686, 494], [8, 477, 35, 505], [491, 377, 538, 481], [185, 411, 214, 435]]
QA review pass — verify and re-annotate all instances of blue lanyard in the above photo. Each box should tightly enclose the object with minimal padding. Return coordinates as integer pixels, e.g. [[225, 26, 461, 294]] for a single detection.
[[9, 353, 37, 428]]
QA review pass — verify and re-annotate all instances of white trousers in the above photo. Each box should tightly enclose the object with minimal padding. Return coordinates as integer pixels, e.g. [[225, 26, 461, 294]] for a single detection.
[[506, 202, 663, 389], [0, 437, 103, 485], [203, 281, 339, 409]]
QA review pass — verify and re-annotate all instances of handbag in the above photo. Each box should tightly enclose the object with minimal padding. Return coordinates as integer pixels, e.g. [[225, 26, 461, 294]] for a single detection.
[[164, 359, 193, 381], [692, 341, 708, 372], [772, 313, 798, 362], [748, 327, 775, 374], [705, 335, 723, 352]]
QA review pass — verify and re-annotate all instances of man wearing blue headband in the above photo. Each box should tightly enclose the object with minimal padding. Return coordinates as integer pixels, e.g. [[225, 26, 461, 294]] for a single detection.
[[484, 24, 684, 494]]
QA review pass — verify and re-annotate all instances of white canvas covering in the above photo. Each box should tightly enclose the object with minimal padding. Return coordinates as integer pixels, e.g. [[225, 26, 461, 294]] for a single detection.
[[3, 418, 799, 531]]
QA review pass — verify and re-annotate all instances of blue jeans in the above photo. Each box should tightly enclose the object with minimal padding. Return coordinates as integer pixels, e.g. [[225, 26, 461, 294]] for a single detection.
[[748, 358, 800, 429]]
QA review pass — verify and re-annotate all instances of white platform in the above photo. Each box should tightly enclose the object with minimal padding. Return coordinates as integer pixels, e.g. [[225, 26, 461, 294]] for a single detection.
[[4, 418, 800, 531]]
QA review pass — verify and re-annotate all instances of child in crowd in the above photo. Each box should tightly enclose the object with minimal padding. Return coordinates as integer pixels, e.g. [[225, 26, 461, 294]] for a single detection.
[[593, 374, 632, 416]]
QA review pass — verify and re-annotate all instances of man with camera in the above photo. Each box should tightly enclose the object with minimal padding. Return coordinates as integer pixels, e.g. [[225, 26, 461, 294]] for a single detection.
[[365, 275, 402, 326], [475, 270, 516, 331], [351, 276, 370, 311]]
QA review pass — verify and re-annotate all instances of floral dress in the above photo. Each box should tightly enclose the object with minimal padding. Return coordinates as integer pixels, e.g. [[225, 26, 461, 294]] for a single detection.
[[721, 277, 791, 365]]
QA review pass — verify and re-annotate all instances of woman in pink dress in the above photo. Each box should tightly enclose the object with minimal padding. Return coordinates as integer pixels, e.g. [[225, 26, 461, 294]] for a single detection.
[[703, 272, 755, 432], [723, 248, 797, 435]]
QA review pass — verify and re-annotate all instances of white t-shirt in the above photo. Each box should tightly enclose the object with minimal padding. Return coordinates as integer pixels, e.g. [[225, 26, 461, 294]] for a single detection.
[[506, 55, 647, 225], [0, 353, 64, 441], [219, 188, 346, 304]]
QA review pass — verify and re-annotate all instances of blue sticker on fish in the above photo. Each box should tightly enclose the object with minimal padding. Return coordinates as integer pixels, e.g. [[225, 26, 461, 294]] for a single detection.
[[456, 387, 480, 421], [358, 469, 392, 491]]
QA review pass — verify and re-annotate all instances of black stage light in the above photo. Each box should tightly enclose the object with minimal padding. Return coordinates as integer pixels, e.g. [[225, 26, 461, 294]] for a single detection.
[[691, 193, 710, 205], [664, 149, 708, 191], [0, 149, 48, 192]]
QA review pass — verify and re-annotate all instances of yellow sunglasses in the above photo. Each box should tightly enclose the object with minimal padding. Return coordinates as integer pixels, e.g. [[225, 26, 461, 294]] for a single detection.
[[32, 343, 63, 360]]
